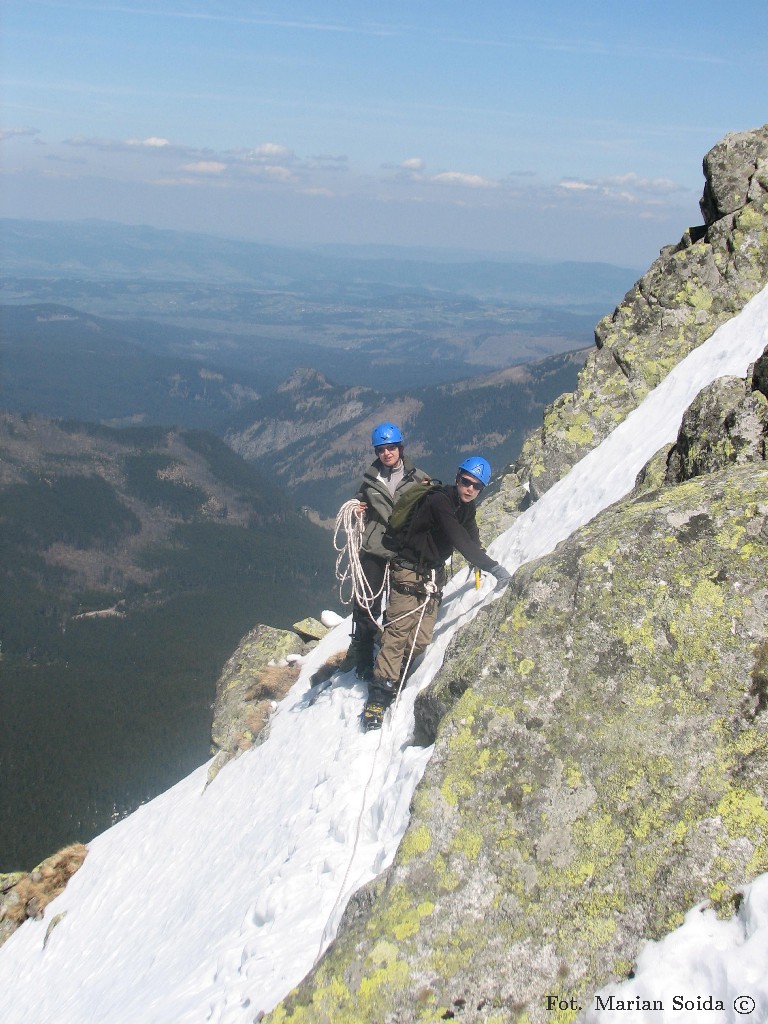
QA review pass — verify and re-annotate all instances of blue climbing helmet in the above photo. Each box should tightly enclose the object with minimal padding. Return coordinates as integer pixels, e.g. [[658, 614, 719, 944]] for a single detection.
[[457, 455, 491, 487], [371, 422, 403, 447]]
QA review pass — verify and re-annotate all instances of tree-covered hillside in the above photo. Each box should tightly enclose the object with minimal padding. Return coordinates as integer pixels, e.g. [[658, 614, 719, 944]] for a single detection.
[[0, 414, 338, 869]]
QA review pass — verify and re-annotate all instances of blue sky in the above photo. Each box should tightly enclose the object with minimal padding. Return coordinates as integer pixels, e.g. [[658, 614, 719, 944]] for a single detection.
[[1, 1, 766, 266]]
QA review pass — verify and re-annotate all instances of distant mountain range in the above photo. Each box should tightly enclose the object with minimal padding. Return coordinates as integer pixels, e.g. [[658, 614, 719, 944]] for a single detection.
[[1, 301, 588, 515], [1, 219, 634, 392], [0, 218, 638, 305], [229, 353, 588, 516]]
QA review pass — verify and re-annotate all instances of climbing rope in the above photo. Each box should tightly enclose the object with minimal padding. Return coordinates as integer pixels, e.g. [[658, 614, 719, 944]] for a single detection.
[[316, 506, 491, 965], [387, 573, 436, 699], [333, 500, 389, 626], [314, 720, 385, 966], [313, 571, 436, 967]]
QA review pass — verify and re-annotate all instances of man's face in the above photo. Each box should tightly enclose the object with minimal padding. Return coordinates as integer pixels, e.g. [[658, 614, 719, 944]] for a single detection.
[[375, 443, 401, 468], [457, 472, 484, 503]]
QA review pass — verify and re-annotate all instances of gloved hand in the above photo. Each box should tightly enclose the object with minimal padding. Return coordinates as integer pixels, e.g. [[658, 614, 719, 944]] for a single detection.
[[489, 564, 513, 589]]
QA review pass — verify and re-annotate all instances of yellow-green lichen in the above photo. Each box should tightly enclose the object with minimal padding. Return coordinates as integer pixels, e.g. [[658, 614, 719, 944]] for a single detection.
[[716, 788, 768, 874], [358, 959, 411, 1002], [736, 204, 766, 231], [565, 420, 596, 446], [431, 852, 461, 893], [450, 828, 483, 861], [399, 824, 433, 864]]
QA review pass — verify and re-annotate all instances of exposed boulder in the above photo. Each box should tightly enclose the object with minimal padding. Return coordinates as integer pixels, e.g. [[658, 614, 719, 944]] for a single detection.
[[700, 124, 768, 222], [292, 617, 330, 643], [753, 345, 768, 401], [208, 624, 307, 783], [665, 351, 768, 483]]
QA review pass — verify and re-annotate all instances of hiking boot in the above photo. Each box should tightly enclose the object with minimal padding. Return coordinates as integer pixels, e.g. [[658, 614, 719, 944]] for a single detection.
[[339, 636, 374, 676], [361, 701, 386, 732], [338, 646, 359, 674]]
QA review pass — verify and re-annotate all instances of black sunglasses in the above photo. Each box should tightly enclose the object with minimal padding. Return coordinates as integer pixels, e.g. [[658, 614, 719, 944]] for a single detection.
[[375, 443, 400, 453], [458, 475, 483, 491]]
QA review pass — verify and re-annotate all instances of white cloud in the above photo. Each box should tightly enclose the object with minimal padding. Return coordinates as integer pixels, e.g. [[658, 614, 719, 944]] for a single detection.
[[558, 179, 598, 191], [605, 172, 687, 196], [559, 172, 687, 200], [127, 137, 171, 148], [64, 136, 197, 157], [401, 157, 425, 171], [181, 161, 227, 175], [556, 170, 690, 210], [430, 171, 496, 189], [242, 163, 296, 183], [247, 143, 293, 161], [0, 127, 40, 142]]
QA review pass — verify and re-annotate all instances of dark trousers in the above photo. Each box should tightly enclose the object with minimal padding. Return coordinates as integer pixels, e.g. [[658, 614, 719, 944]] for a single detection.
[[351, 551, 388, 644]]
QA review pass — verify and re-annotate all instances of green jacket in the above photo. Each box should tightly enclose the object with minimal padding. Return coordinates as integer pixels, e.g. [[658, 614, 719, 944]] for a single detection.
[[355, 456, 431, 559]]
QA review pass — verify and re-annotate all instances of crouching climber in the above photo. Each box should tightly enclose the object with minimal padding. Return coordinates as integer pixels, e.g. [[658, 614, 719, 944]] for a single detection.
[[339, 421, 431, 680], [361, 455, 513, 732]]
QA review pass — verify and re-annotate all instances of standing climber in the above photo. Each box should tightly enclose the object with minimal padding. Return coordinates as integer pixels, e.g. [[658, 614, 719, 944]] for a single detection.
[[361, 455, 513, 731], [339, 422, 431, 680]]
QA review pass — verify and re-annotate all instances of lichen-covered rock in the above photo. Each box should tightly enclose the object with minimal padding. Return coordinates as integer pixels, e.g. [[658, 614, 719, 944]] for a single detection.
[[292, 617, 329, 642], [208, 624, 306, 782], [753, 346, 768, 402], [0, 874, 26, 948], [268, 463, 768, 1024], [475, 470, 532, 550], [700, 124, 768, 222], [665, 360, 768, 483], [495, 123, 768, 507]]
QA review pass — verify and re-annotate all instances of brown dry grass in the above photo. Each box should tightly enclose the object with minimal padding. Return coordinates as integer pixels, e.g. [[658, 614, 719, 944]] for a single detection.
[[307, 649, 347, 686], [1, 843, 88, 924]]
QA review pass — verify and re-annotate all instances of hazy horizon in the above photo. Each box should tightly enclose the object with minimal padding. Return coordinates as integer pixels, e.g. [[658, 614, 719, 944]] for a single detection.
[[2, 1, 767, 267]]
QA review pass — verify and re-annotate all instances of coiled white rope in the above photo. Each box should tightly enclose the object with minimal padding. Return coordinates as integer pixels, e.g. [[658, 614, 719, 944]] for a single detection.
[[333, 499, 389, 623], [333, 498, 438, 646]]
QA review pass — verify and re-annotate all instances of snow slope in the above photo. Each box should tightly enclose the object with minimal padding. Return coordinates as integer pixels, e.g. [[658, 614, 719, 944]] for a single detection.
[[1, 285, 767, 1024]]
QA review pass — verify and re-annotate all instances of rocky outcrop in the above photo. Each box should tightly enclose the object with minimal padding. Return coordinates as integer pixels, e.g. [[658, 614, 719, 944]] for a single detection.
[[268, 383, 768, 1024], [208, 624, 307, 783], [665, 347, 768, 483], [228, 369, 378, 463], [492, 123, 768, 511], [226, 352, 587, 520], [632, 347, 768, 497], [265, 126, 768, 1024]]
